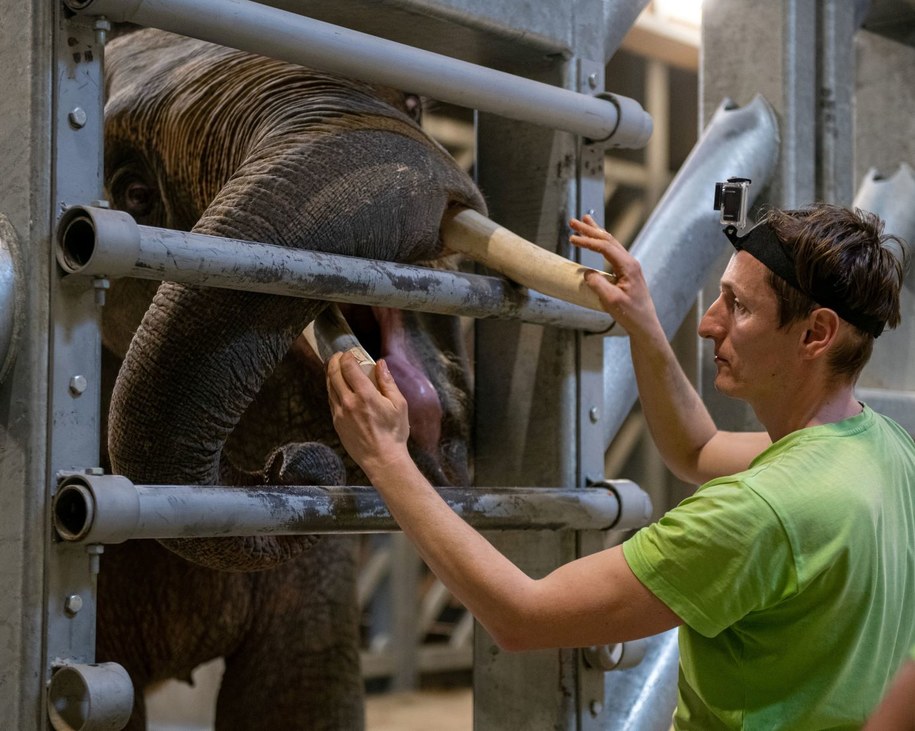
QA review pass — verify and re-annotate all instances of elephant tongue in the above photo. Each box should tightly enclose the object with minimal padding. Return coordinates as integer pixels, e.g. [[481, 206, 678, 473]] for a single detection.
[[373, 307, 442, 456]]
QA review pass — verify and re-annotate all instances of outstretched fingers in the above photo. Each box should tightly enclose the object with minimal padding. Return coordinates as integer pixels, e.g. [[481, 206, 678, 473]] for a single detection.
[[569, 214, 629, 269]]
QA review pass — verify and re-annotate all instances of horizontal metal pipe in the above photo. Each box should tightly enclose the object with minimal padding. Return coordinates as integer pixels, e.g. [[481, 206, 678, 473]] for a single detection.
[[66, 0, 652, 147], [52, 474, 645, 544], [55, 206, 616, 332]]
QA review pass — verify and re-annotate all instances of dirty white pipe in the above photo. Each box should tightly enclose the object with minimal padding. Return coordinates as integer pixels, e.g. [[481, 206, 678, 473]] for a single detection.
[[66, 0, 653, 147], [52, 472, 648, 544], [55, 205, 615, 332], [47, 662, 134, 731]]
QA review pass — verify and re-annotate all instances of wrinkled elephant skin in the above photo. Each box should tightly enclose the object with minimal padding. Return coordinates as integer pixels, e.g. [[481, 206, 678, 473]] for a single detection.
[[98, 28, 485, 730]]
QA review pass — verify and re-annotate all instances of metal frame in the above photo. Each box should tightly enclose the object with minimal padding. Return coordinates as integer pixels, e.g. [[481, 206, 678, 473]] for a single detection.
[[1, 1, 660, 728], [66, 0, 652, 147]]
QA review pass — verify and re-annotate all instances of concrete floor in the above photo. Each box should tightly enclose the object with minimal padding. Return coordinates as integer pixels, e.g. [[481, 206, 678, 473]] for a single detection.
[[146, 659, 473, 731]]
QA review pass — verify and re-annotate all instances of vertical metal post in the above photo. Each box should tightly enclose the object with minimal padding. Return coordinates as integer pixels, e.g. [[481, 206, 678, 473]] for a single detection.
[[470, 2, 634, 727], [575, 58, 614, 730], [472, 59, 581, 731], [0, 2, 55, 727], [45, 8, 108, 729], [816, 0, 857, 205], [0, 4, 105, 728]]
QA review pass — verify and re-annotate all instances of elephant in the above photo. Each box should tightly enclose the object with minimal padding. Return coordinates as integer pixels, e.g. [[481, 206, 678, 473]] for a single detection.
[[96, 26, 487, 730]]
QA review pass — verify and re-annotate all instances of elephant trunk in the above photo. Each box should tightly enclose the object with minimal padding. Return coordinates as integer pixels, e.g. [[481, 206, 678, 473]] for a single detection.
[[108, 282, 330, 570]]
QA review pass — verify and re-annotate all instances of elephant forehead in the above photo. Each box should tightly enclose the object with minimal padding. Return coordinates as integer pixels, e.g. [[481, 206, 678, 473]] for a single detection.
[[105, 28, 418, 127]]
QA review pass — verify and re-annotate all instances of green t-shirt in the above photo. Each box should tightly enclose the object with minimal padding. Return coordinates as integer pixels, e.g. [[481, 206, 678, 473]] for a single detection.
[[624, 406, 915, 730]]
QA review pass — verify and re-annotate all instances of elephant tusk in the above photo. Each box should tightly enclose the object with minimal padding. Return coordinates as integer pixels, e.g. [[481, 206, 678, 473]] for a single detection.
[[440, 207, 613, 313]]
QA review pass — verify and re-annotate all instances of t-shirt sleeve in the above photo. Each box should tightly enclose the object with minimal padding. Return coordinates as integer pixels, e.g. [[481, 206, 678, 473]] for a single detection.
[[622, 479, 798, 638]]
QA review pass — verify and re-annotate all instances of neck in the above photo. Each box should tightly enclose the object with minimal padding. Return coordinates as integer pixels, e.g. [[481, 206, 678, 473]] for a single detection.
[[753, 380, 861, 443]]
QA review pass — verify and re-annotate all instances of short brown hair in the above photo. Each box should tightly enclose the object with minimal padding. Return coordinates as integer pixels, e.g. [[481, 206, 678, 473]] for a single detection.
[[763, 204, 907, 381]]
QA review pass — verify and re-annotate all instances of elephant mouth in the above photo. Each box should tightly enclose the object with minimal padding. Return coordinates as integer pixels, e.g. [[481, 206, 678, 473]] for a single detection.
[[299, 302, 443, 463]]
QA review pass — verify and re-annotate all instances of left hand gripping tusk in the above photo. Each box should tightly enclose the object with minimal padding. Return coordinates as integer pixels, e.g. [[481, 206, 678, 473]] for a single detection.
[[441, 207, 614, 313]]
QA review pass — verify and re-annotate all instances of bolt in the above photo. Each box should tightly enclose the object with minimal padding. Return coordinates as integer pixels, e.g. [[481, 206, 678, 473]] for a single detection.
[[84, 467, 104, 476], [587, 72, 599, 90], [590, 700, 603, 716], [68, 375, 88, 396], [86, 544, 104, 575], [68, 107, 87, 129], [93, 276, 110, 306], [94, 18, 112, 48], [589, 406, 600, 423], [64, 594, 83, 616]]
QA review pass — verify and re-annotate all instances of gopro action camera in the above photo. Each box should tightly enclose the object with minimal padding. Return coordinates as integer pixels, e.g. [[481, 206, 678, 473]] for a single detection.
[[713, 177, 751, 230]]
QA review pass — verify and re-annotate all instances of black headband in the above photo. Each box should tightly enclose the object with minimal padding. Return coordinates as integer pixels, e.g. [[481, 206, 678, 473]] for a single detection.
[[724, 223, 885, 338]]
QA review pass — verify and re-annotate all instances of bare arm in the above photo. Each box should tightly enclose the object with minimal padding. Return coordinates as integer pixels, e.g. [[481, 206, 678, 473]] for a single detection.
[[327, 352, 682, 651], [569, 215, 769, 483], [863, 658, 915, 730]]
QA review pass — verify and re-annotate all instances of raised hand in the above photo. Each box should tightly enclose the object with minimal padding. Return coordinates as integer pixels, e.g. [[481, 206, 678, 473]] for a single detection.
[[569, 214, 662, 343]]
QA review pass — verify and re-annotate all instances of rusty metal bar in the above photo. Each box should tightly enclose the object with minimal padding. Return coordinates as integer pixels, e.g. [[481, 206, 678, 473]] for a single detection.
[[64, 0, 652, 147], [55, 205, 616, 332], [52, 473, 651, 544]]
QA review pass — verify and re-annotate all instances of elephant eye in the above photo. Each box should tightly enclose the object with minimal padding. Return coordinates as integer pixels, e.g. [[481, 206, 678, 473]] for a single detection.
[[123, 180, 157, 217]]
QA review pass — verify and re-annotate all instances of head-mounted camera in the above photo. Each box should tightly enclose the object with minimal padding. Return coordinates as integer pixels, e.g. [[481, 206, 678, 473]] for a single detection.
[[713, 177, 751, 230]]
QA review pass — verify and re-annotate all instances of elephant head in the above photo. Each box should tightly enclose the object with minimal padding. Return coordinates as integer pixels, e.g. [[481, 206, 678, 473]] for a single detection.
[[102, 28, 486, 571]]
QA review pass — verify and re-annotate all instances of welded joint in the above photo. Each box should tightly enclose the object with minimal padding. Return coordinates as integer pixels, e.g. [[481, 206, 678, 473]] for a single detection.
[[53, 471, 139, 545], [588, 478, 653, 530], [592, 92, 653, 148], [55, 205, 141, 279]]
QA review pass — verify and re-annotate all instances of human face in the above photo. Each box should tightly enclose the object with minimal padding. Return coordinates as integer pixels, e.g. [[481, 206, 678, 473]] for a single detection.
[[698, 252, 805, 405]]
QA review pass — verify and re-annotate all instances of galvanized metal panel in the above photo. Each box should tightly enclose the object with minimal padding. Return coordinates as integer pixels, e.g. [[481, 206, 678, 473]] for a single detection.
[[471, 45, 583, 729], [0, 1, 55, 728], [43, 10, 109, 730], [854, 30, 915, 188]]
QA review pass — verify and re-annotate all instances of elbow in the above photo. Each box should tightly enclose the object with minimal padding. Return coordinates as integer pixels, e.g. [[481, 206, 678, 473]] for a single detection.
[[488, 625, 541, 653], [483, 604, 549, 653], [489, 631, 542, 652]]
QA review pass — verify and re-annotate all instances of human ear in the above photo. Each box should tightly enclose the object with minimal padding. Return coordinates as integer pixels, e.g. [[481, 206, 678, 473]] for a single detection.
[[801, 308, 841, 359]]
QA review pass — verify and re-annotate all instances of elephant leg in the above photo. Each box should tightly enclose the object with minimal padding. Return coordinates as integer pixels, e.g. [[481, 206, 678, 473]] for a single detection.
[[215, 441, 364, 730], [215, 536, 364, 730]]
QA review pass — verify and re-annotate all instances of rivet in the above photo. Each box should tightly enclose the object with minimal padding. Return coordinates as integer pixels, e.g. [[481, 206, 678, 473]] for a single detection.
[[590, 700, 603, 716], [68, 107, 87, 129], [68, 375, 88, 396], [587, 73, 599, 89], [589, 406, 600, 423]]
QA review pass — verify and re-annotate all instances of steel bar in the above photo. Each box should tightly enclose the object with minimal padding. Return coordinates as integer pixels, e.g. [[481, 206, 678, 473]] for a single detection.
[[52, 473, 648, 544], [66, 0, 652, 147], [55, 206, 616, 333]]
